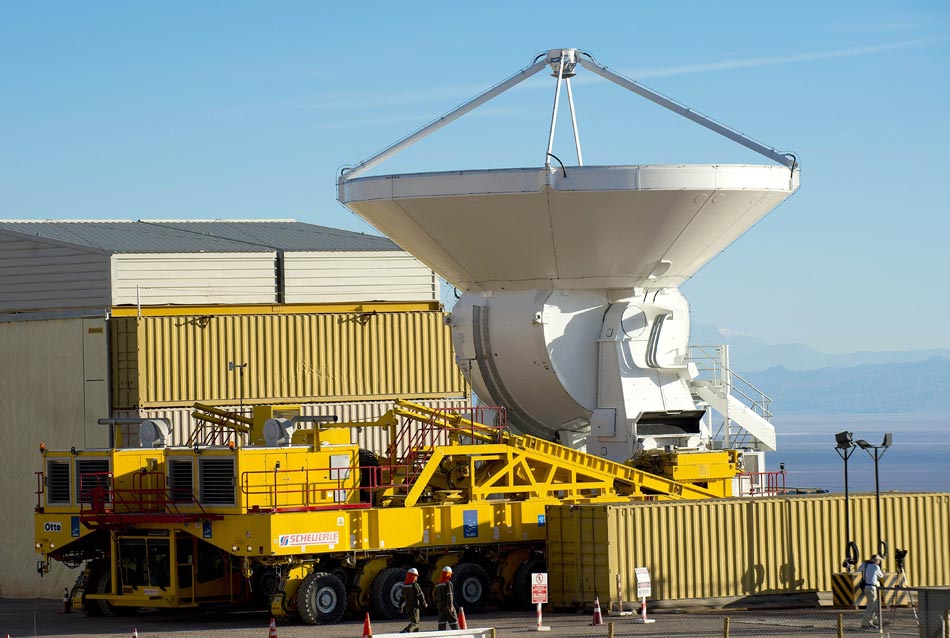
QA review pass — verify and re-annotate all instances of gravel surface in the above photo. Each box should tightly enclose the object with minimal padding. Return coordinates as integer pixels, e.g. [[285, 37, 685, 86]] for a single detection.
[[0, 598, 922, 638]]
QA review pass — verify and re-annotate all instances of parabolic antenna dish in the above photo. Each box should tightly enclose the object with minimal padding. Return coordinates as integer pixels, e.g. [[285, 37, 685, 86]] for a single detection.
[[337, 49, 799, 457], [340, 163, 799, 292]]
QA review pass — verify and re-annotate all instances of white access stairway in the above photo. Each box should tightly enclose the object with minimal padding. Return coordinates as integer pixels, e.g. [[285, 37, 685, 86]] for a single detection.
[[688, 345, 776, 452]]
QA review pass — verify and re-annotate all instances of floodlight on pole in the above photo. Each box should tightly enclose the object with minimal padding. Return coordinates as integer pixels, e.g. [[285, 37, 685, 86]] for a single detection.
[[857, 433, 893, 559], [834, 431, 858, 568]]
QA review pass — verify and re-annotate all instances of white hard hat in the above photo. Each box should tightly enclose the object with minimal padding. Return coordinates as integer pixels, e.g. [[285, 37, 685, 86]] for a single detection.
[[442, 566, 453, 574], [408, 567, 419, 575]]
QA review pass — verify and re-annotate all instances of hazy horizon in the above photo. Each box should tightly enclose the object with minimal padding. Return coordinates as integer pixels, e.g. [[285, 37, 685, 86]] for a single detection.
[[771, 412, 949, 493]]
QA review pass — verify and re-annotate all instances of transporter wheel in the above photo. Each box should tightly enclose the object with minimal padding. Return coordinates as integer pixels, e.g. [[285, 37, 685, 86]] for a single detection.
[[296, 571, 346, 625], [80, 565, 104, 617], [93, 569, 138, 617], [452, 563, 490, 611], [331, 567, 350, 588], [514, 557, 546, 607], [370, 566, 407, 619], [253, 566, 278, 605]]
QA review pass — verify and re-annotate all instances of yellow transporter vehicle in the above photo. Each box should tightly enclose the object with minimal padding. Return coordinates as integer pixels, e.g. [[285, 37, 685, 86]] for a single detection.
[[34, 401, 738, 624]]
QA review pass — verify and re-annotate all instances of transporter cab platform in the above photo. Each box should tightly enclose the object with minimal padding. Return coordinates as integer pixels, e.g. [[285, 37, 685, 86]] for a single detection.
[[34, 401, 737, 624]]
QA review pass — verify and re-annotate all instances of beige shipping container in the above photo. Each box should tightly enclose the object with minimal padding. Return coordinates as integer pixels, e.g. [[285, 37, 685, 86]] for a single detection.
[[110, 305, 466, 408], [546, 493, 950, 609]]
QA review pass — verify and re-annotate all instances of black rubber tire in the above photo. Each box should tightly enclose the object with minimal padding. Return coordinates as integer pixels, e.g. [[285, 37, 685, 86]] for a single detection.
[[80, 564, 104, 618], [253, 566, 278, 605], [370, 566, 407, 620], [358, 449, 381, 505], [452, 562, 490, 612], [514, 557, 546, 607], [92, 568, 137, 616], [331, 567, 350, 588], [296, 571, 347, 625]]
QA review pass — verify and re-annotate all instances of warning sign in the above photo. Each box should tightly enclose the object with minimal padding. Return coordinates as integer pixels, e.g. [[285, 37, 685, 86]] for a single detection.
[[635, 567, 652, 598], [531, 572, 548, 604]]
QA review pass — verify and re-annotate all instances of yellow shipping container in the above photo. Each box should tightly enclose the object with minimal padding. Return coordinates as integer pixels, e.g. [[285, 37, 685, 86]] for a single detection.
[[546, 493, 950, 608], [109, 303, 467, 408]]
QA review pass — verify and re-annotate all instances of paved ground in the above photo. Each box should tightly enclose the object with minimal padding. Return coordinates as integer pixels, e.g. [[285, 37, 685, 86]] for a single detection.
[[0, 599, 923, 638]]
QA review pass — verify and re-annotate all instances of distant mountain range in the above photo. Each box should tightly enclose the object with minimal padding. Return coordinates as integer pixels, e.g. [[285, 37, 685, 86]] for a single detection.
[[691, 323, 950, 372], [691, 323, 950, 414], [741, 358, 950, 414]]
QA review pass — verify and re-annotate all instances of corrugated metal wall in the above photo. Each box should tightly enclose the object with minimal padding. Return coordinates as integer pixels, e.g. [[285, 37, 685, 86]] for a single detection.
[[284, 251, 437, 302], [111, 253, 278, 305], [111, 311, 466, 408], [546, 493, 950, 608], [0, 233, 110, 313], [0, 317, 110, 598]]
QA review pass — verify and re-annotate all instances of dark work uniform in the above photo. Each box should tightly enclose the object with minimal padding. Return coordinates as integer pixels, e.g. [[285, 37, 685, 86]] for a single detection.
[[432, 579, 460, 630], [401, 580, 426, 633]]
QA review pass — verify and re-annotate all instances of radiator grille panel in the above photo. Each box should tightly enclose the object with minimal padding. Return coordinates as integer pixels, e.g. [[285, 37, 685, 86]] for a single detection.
[[46, 461, 70, 504], [75, 459, 110, 503], [198, 458, 235, 505], [168, 459, 194, 503]]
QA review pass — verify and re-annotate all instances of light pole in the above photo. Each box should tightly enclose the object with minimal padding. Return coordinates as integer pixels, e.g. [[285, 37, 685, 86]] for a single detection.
[[228, 361, 248, 417], [856, 433, 892, 559], [834, 431, 858, 569]]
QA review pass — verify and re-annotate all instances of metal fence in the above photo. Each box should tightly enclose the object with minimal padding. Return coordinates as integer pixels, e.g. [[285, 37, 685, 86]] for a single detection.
[[0, 601, 946, 638], [477, 608, 942, 638]]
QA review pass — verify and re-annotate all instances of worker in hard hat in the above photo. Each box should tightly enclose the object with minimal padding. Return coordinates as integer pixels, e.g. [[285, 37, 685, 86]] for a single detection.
[[400, 567, 426, 633], [432, 565, 460, 630]]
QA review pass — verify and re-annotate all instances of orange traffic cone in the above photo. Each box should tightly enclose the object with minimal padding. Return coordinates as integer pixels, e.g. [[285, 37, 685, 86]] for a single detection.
[[362, 611, 373, 637], [591, 596, 604, 625], [60, 587, 72, 614], [268, 616, 278, 638], [132, 629, 139, 638], [458, 606, 468, 630]]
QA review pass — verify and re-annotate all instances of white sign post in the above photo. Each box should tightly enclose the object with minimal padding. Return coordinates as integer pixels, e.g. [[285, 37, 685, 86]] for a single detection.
[[531, 572, 550, 631], [633, 567, 655, 624]]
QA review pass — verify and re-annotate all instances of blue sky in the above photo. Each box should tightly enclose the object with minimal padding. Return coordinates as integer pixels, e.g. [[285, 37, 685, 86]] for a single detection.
[[2, 2, 948, 353]]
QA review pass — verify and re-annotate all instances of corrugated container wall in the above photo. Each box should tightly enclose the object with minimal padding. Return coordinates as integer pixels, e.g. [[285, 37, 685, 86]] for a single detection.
[[111, 310, 466, 408], [547, 494, 950, 608]]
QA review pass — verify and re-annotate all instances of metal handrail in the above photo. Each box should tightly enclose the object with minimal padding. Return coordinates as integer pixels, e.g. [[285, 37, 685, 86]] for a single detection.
[[688, 344, 773, 449], [385, 403, 507, 487], [738, 470, 787, 496], [76, 471, 216, 525], [34, 471, 44, 511], [240, 463, 372, 513], [688, 345, 772, 420]]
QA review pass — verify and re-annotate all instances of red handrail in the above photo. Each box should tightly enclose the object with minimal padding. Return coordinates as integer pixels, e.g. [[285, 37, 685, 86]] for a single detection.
[[739, 470, 787, 496]]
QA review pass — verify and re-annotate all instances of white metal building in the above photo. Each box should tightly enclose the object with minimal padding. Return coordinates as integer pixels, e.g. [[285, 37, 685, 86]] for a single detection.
[[0, 219, 437, 311]]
